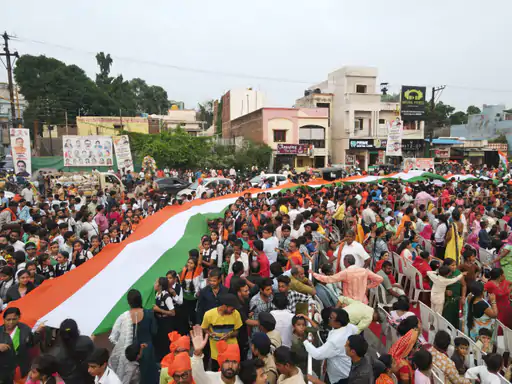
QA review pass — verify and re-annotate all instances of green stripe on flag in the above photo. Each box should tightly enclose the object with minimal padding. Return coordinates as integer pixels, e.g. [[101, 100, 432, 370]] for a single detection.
[[93, 210, 225, 335]]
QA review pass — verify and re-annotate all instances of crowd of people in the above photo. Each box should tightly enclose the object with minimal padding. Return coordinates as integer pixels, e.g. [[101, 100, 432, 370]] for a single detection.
[[0, 162, 512, 384]]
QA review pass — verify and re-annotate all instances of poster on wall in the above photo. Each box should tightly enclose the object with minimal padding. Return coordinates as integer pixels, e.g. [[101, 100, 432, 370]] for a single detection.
[[10, 128, 32, 176], [62, 135, 114, 167], [385, 118, 403, 156], [403, 158, 434, 171], [113, 135, 134, 173]]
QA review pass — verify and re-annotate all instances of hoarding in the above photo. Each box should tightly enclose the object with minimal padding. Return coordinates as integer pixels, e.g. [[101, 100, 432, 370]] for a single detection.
[[385, 119, 403, 156], [63, 135, 114, 167], [10, 128, 31, 176], [403, 158, 434, 171], [401, 86, 427, 120], [113, 135, 134, 173]]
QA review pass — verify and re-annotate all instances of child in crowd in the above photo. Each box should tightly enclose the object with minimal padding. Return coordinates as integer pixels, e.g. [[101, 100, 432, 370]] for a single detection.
[[413, 349, 433, 384], [465, 353, 503, 384], [87, 348, 122, 384], [475, 328, 494, 353], [290, 314, 319, 375], [427, 266, 467, 313], [122, 343, 146, 384], [451, 337, 469, 375]]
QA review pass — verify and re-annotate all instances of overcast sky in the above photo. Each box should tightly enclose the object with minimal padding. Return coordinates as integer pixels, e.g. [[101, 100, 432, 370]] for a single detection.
[[2, 0, 511, 112]]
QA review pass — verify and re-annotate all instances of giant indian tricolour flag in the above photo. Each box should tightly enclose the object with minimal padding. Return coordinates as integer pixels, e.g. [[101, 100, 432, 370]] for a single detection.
[[4, 171, 445, 335]]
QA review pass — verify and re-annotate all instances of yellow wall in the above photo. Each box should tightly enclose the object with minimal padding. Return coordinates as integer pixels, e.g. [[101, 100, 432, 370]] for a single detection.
[[77, 117, 149, 136]]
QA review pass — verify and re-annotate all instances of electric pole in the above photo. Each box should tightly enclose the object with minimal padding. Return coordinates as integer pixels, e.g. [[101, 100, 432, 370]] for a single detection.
[[426, 85, 446, 157], [0, 32, 20, 127]]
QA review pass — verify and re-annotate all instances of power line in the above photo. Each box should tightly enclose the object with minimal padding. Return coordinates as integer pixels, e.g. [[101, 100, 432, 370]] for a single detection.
[[11, 36, 314, 85]]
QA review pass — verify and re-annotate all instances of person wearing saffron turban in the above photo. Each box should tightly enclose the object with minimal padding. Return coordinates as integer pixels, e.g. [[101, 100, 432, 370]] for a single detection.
[[191, 325, 242, 384], [160, 332, 191, 384], [168, 353, 194, 384]]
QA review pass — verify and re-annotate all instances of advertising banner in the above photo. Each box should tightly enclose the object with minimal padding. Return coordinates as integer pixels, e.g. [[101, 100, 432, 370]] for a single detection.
[[403, 158, 434, 171], [400, 86, 427, 120], [434, 148, 450, 158], [385, 118, 403, 156], [63, 135, 114, 167], [10, 128, 32, 176], [276, 144, 309, 155], [113, 135, 134, 173]]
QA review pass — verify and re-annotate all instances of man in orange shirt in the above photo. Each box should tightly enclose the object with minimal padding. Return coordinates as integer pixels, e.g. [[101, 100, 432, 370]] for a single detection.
[[284, 239, 302, 270]]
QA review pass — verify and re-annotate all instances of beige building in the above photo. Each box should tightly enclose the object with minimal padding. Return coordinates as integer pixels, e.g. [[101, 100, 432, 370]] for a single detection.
[[296, 66, 425, 169], [150, 109, 207, 136]]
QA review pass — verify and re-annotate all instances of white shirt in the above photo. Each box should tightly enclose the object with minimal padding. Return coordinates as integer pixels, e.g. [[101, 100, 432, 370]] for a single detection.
[[262, 236, 279, 264], [95, 366, 122, 384], [228, 252, 249, 275], [362, 208, 376, 226], [270, 309, 294, 347], [192, 354, 243, 384], [303, 324, 358, 382], [288, 209, 300, 224], [465, 366, 501, 384], [336, 241, 370, 268], [21, 188, 34, 203]]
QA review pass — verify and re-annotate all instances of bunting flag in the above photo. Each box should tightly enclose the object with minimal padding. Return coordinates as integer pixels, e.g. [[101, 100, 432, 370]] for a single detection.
[[1, 170, 448, 335]]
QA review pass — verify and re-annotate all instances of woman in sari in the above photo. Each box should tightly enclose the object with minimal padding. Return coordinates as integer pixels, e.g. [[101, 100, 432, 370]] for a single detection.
[[462, 282, 498, 341], [445, 210, 464, 264], [484, 268, 512, 328], [496, 233, 512, 282], [109, 289, 157, 384], [442, 259, 465, 328], [389, 316, 420, 384]]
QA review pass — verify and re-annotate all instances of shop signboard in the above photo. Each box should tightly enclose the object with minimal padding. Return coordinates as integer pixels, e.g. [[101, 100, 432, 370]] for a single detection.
[[277, 144, 309, 155], [400, 85, 427, 120], [349, 139, 386, 149]]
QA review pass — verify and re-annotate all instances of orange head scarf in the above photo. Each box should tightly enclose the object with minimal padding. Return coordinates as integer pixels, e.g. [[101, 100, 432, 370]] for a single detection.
[[161, 332, 191, 369], [388, 329, 419, 384], [216, 340, 240, 369], [168, 352, 192, 377]]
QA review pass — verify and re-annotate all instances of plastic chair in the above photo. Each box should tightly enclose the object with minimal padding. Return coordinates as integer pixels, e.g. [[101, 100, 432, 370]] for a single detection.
[[496, 320, 512, 355], [478, 247, 496, 267], [436, 312, 458, 340], [432, 364, 445, 383], [419, 301, 438, 343], [406, 265, 431, 302]]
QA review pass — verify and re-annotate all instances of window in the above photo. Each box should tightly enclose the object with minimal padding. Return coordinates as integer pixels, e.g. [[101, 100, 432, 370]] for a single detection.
[[297, 159, 304, 167], [356, 84, 367, 94], [355, 118, 364, 130], [273, 130, 287, 142], [378, 118, 386, 124]]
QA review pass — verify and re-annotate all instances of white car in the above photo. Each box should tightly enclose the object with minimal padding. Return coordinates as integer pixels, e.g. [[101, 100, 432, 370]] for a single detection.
[[177, 177, 234, 198], [250, 174, 288, 187]]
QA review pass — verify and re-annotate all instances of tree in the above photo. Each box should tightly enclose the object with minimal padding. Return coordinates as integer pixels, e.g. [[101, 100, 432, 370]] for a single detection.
[[215, 98, 223, 135], [425, 101, 455, 127], [130, 78, 170, 114], [197, 100, 214, 130], [449, 111, 467, 125], [466, 105, 481, 115], [381, 93, 400, 102], [14, 55, 109, 129]]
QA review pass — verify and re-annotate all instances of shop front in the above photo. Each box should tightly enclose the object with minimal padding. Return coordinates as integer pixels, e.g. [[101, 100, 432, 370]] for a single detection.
[[347, 139, 425, 170], [275, 144, 316, 171], [347, 139, 386, 170]]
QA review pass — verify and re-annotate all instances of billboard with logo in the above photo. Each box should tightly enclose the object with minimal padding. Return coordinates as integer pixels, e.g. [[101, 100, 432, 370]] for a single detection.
[[401, 86, 427, 120]]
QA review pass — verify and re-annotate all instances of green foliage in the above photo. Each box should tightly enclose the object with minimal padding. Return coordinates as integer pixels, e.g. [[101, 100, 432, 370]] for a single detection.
[[489, 134, 508, 143], [466, 105, 481, 115], [127, 129, 272, 170], [197, 100, 214, 130], [215, 98, 223, 135], [14, 52, 171, 130], [381, 93, 400, 102], [425, 101, 456, 127], [449, 111, 467, 125]]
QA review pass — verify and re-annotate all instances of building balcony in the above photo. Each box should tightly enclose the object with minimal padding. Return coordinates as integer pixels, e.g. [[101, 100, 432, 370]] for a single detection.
[[344, 93, 381, 106]]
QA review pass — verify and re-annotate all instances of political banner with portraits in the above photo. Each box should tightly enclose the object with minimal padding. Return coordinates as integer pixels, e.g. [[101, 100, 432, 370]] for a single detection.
[[62, 135, 114, 167], [385, 118, 404, 157], [10, 128, 32, 176], [113, 135, 134, 173]]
